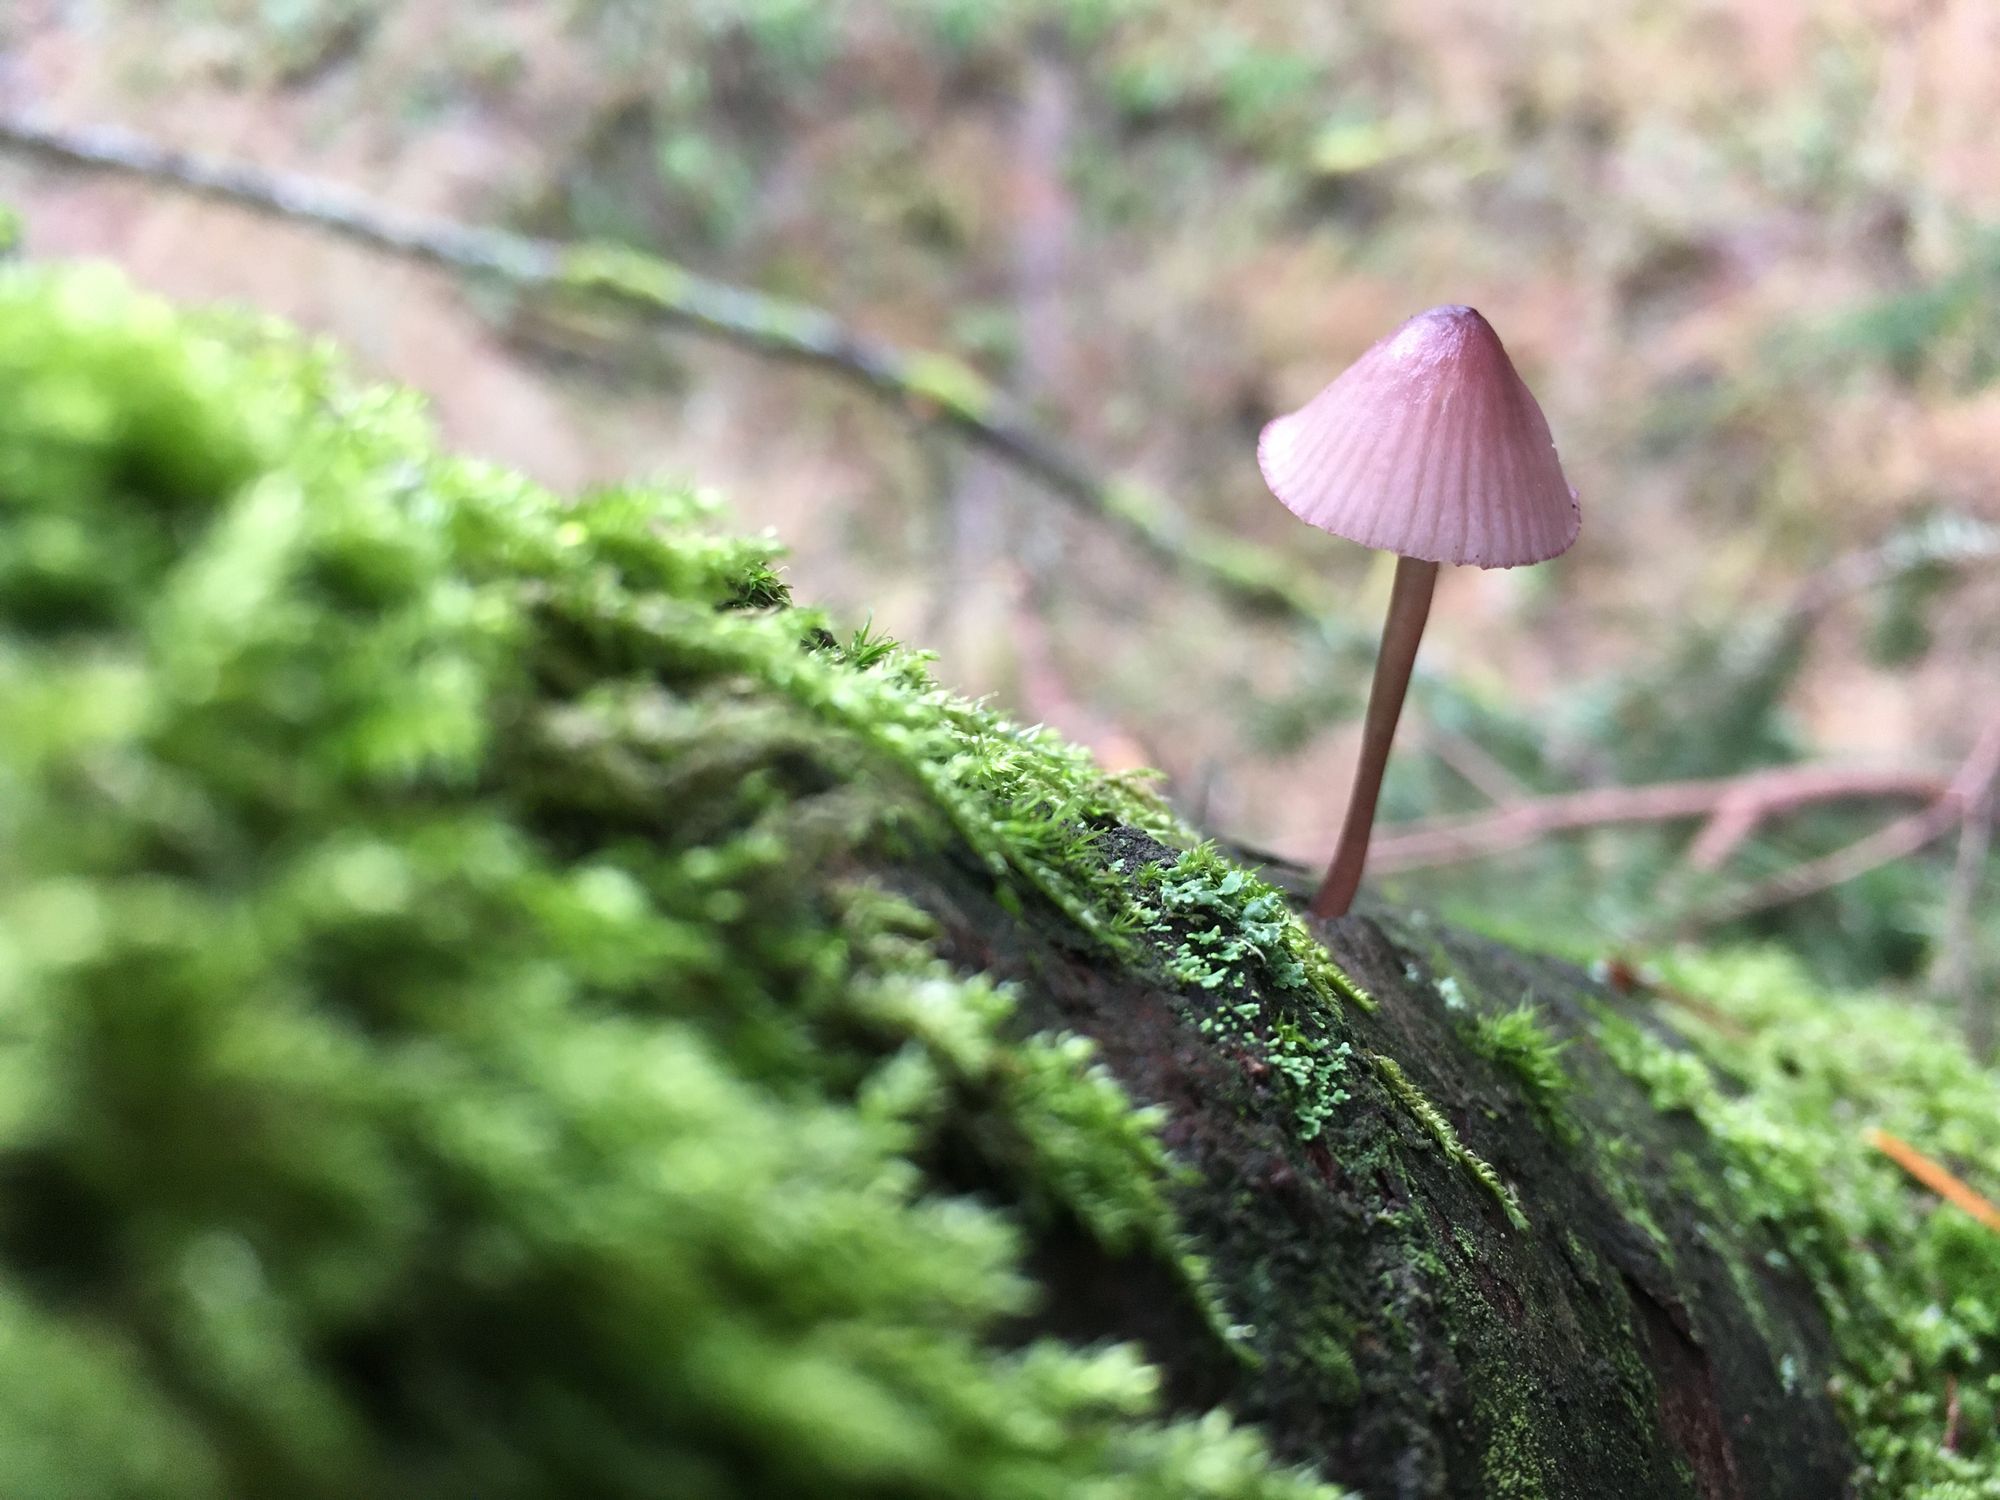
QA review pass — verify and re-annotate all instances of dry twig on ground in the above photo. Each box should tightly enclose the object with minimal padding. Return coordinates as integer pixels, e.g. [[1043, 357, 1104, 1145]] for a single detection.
[[1365, 764, 1958, 873], [1664, 713, 2000, 938], [0, 112, 1328, 629]]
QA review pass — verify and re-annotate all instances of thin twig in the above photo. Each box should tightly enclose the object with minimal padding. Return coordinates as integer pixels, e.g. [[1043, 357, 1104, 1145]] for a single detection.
[[1366, 764, 1956, 873], [1937, 772, 1996, 1058], [1418, 724, 1530, 805], [1867, 1127, 2000, 1235], [1672, 801, 1963, 932], [1666, 714, 2000, 936], [1685, 795, 1771, 871], [1597, 957, 1755, 1040], [1683, 757, 1960, 870], [0, 112, 1328, 627]]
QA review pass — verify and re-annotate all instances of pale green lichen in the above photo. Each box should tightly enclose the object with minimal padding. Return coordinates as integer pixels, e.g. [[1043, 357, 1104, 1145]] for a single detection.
[[1138, 844, 1374, 1011], [1134, 843, 1370, 1140], [900, 350, 998, 417], [0, 263, 1342, 1500], [1478, 1388, 1553, 1500], [556, 240, 698, 306]]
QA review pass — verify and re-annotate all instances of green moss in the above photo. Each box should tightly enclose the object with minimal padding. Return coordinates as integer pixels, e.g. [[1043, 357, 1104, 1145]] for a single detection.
[[555, 241, 697, 309], [1130, 843, 1372, 1140], [1477, 1392, 1551, 1500], [0, 264, 1343, 1500], [1281, 1301, 1362, 1408], [900, 351, 998, 418], [1138, 843, 1374, 1010], [1593, 948, 2000, 1497], [1593, 1131, 1678, 1265], [1468, 1001, 1580, 1147], [1368, 1054, 1529, 1231]]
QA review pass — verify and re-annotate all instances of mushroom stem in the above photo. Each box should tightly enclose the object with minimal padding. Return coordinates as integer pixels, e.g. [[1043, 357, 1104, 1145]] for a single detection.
[[1311, 555, 1439, 918]]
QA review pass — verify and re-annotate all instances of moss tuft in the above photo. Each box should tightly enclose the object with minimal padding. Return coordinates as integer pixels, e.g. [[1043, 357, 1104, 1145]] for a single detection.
[[1368, 1054, 1529, 1230], [1132, 843, 1371, 1140], [1468, 1001, 1579, 1147], [0, 264, 1341, 1500]]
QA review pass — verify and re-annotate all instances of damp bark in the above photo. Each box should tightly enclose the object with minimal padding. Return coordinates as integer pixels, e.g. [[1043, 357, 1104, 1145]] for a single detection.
[[904, 828, 1857, 1500]]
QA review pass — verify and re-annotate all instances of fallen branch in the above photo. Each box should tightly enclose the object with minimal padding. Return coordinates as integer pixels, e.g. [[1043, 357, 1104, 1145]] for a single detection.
[[0, 112, 1328, 628], [1936, 764, 1997, 1058], [1366, 763, 1956, 873], [1416, 723, 1530, 806], [1681, 753, 1971, 869], [1665, 713, 2000, 936]]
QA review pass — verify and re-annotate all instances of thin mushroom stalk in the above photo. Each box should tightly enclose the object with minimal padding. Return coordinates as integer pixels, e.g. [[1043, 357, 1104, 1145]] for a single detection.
[[1312, 556, 1437, 917], [1257, 305, 1579, 919]]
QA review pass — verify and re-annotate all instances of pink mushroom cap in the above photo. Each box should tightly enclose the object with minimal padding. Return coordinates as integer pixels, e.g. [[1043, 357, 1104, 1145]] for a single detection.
[[1257, 305, 1580, 569]]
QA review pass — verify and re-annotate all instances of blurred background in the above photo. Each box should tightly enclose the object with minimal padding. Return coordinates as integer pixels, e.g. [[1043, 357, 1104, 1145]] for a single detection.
[[3, 0, 1996, 1031]]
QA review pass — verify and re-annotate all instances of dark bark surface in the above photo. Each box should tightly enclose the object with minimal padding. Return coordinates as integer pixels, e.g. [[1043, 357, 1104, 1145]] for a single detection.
[[910, 827, 1857, 1500]]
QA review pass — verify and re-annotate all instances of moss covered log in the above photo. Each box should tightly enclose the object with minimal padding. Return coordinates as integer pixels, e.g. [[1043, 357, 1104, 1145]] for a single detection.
[[2, 264, 1997, 1499]]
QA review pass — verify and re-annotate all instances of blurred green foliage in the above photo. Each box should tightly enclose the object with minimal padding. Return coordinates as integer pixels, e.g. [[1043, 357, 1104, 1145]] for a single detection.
[[1810, 228, 2000, 391], [1601, 947, 2000, 1496]]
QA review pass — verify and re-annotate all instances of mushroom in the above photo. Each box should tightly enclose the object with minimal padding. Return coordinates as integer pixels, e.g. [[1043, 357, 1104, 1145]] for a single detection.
[[1257, 305, 1579, 918]]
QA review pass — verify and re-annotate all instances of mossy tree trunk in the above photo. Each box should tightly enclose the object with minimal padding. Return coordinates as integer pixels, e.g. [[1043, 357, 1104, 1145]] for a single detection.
[[903, 826, 1861, 1499]]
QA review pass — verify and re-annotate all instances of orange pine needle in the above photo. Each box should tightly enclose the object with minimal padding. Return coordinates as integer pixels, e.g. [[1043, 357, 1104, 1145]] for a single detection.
[[1867, 1128, 2000, 1234]]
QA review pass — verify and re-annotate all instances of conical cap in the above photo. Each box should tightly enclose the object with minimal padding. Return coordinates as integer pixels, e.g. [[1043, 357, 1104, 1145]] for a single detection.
[[1257, 306, 1579, 568]]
